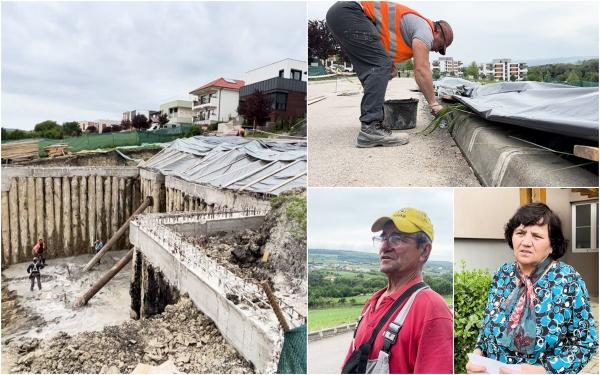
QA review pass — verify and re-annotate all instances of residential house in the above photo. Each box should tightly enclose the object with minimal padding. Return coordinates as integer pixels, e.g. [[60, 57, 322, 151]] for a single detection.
[[123, 110, 160, 124], [481, 58, 528, 81], [159, 100, 193, 126], [189, 78, 245, 127], [239, 59, 307, 126], [244, 58, 307, 85], [454, 188, 598, 295], [78, 119, 119, 134], [431, 57, 463, 77]]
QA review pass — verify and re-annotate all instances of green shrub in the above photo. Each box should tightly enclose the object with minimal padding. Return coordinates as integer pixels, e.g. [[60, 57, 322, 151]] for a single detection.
[[454, 262, 492, 373]]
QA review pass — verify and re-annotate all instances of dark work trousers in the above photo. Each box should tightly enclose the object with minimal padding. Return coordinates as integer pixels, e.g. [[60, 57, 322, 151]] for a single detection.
[[326, 1, 393, 124], [30, 273, 41, 290]]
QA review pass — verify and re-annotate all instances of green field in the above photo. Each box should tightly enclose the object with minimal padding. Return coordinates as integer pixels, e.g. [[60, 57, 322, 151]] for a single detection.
[[309, 294, 453, 332], [308, 305, 364, 332]]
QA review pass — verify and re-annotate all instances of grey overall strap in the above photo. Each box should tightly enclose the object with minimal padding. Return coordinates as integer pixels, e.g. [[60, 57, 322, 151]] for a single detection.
[[381, 286, 429, 353]]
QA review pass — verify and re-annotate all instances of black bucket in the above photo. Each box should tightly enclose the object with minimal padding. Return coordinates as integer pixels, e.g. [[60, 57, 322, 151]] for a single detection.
[[383, 98, 419, 130]]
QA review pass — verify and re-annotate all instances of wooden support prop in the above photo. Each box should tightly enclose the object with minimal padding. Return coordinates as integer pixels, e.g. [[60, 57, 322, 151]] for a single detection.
[[95, 176, 103, 243], [261, 281, 290, 333], [9, 180, 20, 264], [88, 176, 96, 248], [238, 160, 302, 192], [44, 178, 54, 261], [53, 177, 62, 256], [27, 177, 36, 247], [80, 177, 87, 248], [35, 178, 44, 245], [2, 192, 11, 266], [74, 248, 134, 307], [72, 177, 80, 252], [63, 176, 71, 256], [266, 171, 307, 194], [18, 178, 29, 261], [574, 145, 599, 162], [82, 196, 153, 272]]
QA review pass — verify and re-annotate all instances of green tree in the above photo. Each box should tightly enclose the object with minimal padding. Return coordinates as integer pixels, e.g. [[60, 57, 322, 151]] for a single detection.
[[62, 121, 82, 137], [465, 62, 479, 80], [159, 113, 170, 126], [238, 90, 273, 129], [34, 120, 62, 139], [120, 119, 132, 130], [432, 70, 441, 80], [131, 114, 149, 130], [509, 74, 517, 82], [566, 70, 580, 84]]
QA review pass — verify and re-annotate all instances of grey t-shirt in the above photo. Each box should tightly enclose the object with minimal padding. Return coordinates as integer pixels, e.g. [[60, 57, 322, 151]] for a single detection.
[[400, 13, 433, 50]]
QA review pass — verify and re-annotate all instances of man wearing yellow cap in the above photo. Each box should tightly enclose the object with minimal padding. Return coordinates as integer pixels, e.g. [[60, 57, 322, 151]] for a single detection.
[[341, 208, 453, 374]]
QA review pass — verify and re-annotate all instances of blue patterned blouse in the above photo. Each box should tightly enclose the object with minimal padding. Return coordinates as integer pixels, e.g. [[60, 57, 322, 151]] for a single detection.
[[476, 261, 598, 374]]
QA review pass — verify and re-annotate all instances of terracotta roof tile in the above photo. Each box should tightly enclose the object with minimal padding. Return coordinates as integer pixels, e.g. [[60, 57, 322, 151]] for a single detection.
[[190, 77, 245, 94]]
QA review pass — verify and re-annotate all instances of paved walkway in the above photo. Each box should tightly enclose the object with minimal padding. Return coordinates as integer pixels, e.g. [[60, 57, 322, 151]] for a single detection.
[[308, 331, 353, 374], [307, 77, 480, 187]]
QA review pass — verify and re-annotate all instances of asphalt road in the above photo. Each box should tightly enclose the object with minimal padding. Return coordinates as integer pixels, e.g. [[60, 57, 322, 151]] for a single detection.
[[308, 331, 353, 374], [307, 77, 480, 187]]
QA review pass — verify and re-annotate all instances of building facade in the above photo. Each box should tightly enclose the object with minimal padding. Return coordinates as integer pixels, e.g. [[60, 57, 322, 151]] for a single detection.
[[123, 110, 160, 124], [189, 78, 244, 126], [159, 100, 193, 125], [244, 58, 307, 85], [432, 57, 463, 77], [480, 59, 528, 81], [238, 59, 307, 127]]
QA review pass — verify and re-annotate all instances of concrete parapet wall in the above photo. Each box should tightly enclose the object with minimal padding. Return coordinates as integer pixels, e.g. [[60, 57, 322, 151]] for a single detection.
[[168, 216, 265, 237], [308, 322, 358, 342], [165, 176, 271, 213], [129, 211, 302, 373], [1, 167, 141, 266], [450, 112, 598, 187]]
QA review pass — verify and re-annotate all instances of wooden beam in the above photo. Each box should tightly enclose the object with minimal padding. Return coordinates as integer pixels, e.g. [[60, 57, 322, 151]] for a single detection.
[[531, 188, 546, 203], [574, 145, 599, 161], [519, 188, 531, 206]]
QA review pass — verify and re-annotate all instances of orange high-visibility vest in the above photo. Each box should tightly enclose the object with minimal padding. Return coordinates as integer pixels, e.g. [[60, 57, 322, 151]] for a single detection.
[[361, 1, 435, 63]]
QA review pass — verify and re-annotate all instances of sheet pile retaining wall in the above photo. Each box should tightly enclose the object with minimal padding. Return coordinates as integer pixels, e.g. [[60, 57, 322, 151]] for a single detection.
[[1, 167, 141, 265]]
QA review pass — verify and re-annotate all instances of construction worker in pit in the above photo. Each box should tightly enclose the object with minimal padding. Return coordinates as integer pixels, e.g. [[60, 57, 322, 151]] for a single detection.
[[32, 238, 46, 266], [326, 1, 453, 148], [27, 257, 44, 291]]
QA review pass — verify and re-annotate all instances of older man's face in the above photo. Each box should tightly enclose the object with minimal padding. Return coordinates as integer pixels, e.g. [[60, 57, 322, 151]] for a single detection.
[[378, 221, 424, 276]]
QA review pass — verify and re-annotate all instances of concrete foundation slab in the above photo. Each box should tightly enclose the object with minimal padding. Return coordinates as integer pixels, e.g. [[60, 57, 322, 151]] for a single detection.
[[451, 112, 598, 187]]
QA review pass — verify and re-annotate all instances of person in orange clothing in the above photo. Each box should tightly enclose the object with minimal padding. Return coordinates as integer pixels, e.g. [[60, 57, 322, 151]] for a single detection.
[[341, 208, 453, 374], [326, 1, 453, 148]]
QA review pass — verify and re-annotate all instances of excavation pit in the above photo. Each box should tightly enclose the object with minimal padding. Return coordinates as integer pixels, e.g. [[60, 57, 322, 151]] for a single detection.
[[130, 211, 306, 373]]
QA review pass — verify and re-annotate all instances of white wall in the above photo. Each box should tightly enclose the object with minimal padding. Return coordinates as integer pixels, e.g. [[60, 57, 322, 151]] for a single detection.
[[244, 58, 307, 85], [218, 89, 240, 122]]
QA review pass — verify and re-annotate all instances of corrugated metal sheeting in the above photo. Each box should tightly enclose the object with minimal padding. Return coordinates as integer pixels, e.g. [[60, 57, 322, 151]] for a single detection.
[[139, 136, 306, 195]]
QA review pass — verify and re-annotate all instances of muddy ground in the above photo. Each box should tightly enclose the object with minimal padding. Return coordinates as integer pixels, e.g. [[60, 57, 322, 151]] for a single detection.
[[4, 297, 253, 374], [1, 251, 255, 374]]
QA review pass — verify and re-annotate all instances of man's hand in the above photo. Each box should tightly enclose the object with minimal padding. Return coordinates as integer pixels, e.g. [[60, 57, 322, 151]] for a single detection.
[[466, 349, 486, 374], [430, 102, 444, 116], [389, 64, 398, 80], [499, 364, 546, 374]]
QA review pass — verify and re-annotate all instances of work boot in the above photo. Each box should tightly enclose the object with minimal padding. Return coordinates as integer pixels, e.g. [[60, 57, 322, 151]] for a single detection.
[[356, 121, 409, 148]]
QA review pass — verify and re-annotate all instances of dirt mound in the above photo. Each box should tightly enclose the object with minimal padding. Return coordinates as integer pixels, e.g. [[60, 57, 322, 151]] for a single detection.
[[7, 297, 254, 374]]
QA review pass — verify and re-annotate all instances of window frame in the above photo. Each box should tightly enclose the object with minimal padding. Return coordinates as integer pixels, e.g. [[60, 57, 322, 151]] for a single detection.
[[571, 201, 599, 253]]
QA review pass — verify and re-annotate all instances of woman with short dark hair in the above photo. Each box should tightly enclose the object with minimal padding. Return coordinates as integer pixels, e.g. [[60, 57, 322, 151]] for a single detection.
[[467, 203, 598, 374]]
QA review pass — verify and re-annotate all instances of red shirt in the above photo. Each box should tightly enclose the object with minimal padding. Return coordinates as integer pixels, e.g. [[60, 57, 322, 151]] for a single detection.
[[342, 276, 453, 374]]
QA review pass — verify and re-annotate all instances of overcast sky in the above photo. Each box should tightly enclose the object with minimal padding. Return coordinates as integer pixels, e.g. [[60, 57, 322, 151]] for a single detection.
[[308, 188, 453, 262], [1, 1, 307, 130], [308, 1, 598, 63]]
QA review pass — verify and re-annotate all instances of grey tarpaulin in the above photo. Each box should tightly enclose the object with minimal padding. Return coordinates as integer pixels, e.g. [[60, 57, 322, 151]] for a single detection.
[[139, 136, 307, 195], [433, 77, 481, 98], [454, 82, 599, 141]]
